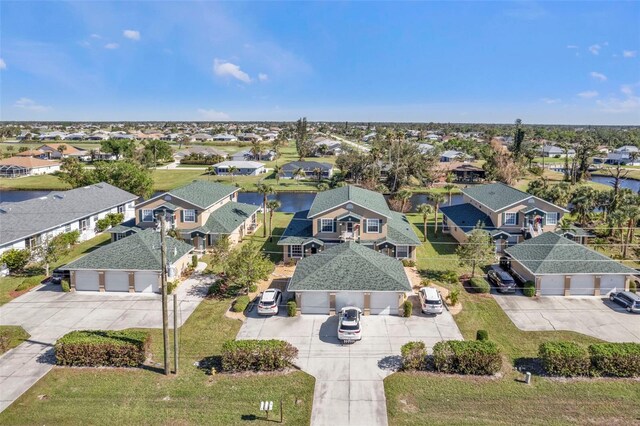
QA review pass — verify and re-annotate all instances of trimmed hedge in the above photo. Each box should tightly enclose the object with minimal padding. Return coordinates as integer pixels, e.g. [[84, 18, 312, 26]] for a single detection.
[[476, 330, 489, 341], [231, 295, 250, 313], [589, 343, 640, 377], [433, 340, 502, 375], [221, 339, 298, 372], [469, 277, 490, 294], [402, 300, 413, 317], [523, 281, 536, 297], [401, 341, 428, 371], [55, 330, 150, 367], [287, 301, 297, 317], [539, 342, 590, 377]]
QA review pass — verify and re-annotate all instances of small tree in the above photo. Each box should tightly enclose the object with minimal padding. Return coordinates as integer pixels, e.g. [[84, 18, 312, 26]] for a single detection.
[[209, 235, 232, 272], [428, 193, 446, 235], [225, 243, 274, 293], [456, 227, 495, 277], [228, 166, 238, 183], [273, 164, 283, 185], [0, 249, 31, 274], [37, 233, 73, 276], [256, 183, 275, 237], [266, 199, 281, 242], [417, 203, 434, 242]]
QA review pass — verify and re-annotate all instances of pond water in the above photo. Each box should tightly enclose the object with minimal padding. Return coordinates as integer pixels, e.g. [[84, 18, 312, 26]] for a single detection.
[[590, 175, 640, 193]]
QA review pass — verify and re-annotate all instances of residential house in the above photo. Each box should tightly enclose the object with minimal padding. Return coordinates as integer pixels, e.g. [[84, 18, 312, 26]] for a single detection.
[[314, 138, 342, 156], [440, 150, 471, 163], [362, 132, 377, 142], [541, 144, 575, 157], [38, 131, 67, 140], [0, 182, 137, 255], [64, 132, 87, 141], [0, 156, 61, 177], [440, 182, 569, 252], [606, 145, 640, 165], [278, 185, 421, 262], [190, 133, 214, 142], [230, 149, 277, 162], [131, 181, 260, 249], [37, 143, 90, 160], [237, 133, 262, 142], [212, 160, 266, 176], [418, 143, 434, 154], [175, 146, 228, 161], [211, 133, 238, 142], [438, 163, 486, 183], [262, 131, 279, 141], [281, 161, 334, 179]]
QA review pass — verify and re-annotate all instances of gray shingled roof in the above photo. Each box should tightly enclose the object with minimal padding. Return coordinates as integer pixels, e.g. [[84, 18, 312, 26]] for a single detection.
[[282, 161, 333, 172], [307, 185, 391, 218], [440, 203, 495, 232], [62, 229, 193, 271], [380, 211, 422, 245], [504, 232, 637, 275], [277, 210, 321, 245], [462, 182, 531, 211], [166, 181, 237, 209], [0, 182, 137, 246], [288, 242, 412, 292], [198, 202, 259, 235]]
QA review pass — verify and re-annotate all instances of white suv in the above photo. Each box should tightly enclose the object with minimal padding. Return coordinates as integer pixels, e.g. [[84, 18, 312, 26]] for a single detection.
[[257, 289, 282, 315], [418, 287, 444, 315], [338, 306, 362, 342]]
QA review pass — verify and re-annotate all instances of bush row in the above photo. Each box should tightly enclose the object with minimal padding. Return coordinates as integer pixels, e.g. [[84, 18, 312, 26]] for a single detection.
[[433, 340, 502, 375], [231, 295, 250, 312], [221, 339, 298, 372], [523, 281, 536, 297], [55, 330, 150, 367], [401, 341, 428, 370], [539, 342, 640, 377], [469, 277, 490, 293]]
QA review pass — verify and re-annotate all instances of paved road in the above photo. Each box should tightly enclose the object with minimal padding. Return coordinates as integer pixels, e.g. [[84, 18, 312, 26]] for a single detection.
[[237, 311, 463, 426], [0, 270, 211, 413], [494, 294, 640, 342], [328, 134, 371, 152]]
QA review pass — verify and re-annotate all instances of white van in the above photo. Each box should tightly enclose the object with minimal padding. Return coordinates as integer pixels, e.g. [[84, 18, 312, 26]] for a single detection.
[[418, 287, 444, 315]]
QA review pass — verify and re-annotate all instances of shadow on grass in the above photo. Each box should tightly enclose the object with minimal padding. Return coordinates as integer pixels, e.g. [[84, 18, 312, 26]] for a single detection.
[[513, 357, 545, 376], [196, 355, 223, 375]]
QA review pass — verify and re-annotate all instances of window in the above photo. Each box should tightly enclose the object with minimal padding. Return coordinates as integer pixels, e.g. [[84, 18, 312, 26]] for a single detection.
[[290, 245, 303, 258], [79, 218, 89, 231], [93, 215, 99, 223], [320, 218, 334, 233], [118, 205, 125, 214], [183, 209, 196, 222], [142, 209, 154, 222], [366, 218, 380, 233], [64, 224, 72, 233], [25, 235, 41, 250], [115, 233, 126, 241], [546, 212, 558, 225], [396, 245, 409, 259], [504, 212, 517, 226]]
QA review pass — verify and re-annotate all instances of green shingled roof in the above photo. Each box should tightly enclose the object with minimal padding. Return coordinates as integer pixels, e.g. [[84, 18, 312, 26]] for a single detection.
[[62, 229, 193, 271], [167, 181, 237, 209], [288, 241, 412, 292], [462, 182, 531, 211], [504, 232, 637, 275], [199, 201, 259, 235], [440, 203, 494, 232], [381, 211, 422, 245], [307, 185, 391, 218]]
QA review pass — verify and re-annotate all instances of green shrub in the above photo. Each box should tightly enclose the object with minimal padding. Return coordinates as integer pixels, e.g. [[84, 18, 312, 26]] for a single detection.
[[231, 295, 250, 313], [61, 281, 70, 292], [523, 281, 536, 297], [469, 277, 490, 293], [1, 249, 31, 274], [629, 281, 637, 293], [442, 270, 459, 284], [401, 259, 416, 267], [476, 330, 489, 341], [401, 341, 428, 371], [433, 340, 502, 375], [287, 301, 297, 317], [589, 343, 640, 377], [538, 341, 590, 377], [402, 300, 412, 317], [191, 254, 198, 268], [55, 330, 150, 367], [166, 280, 179, 295], [248, 283, 258, 293], [221, 339, 298, 372], [447, 288, 460, 306]]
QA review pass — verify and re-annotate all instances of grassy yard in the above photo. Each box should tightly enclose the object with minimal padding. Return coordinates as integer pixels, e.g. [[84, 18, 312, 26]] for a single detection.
[[0, 326, 30, 355], [0, 175, 71, 191], [0, 294, 315, 425]]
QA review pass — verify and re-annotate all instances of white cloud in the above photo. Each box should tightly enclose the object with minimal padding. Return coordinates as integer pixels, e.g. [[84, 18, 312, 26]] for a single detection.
[[623, 50, 637, 58], [578, 90, 599, 99], [566, 45, 578, 49], [258, 73, 268, 82], [0, 58, 6, 70], [588, 42, 607, 55], [597, 84, 640, 114], [14, 97, 51, 112], [197, 108, 230, 120], [590, 71, 607, 81], [213, 59, 251, 83], [541, 98, 560, 104], [104, 43, 119, 49], [90, 34, 102, 39], [123, 30, 140, 41]]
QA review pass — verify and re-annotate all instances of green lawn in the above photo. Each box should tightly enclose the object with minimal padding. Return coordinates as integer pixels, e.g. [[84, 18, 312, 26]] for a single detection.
[[0, 175, 71, 191], [0, 293, 315, 425], [0, 326, 30, 355]]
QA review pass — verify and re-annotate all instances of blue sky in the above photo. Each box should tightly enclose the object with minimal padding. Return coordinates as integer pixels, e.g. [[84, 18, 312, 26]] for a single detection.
[[1, 1, 639, 124]]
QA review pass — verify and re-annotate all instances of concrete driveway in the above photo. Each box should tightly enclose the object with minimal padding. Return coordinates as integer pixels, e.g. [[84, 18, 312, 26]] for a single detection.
[[494, 294, 640, 342], [0, 270, 212, 413], [237, 309, 463, 426]]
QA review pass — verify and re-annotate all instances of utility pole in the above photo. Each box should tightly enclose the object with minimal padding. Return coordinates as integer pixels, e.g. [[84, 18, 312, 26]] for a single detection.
[[157, 212, 170, 376], [173, 292, 179, 374]]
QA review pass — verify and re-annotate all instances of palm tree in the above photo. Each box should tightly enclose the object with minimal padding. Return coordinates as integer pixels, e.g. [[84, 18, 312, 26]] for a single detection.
[[294, 167, 306, 181], [417, 203, 434, 242], [250, 140, 263, 160], [57, 144, 67, 157], [621, 205, 640, 259], [273, 164, 283, 185], [228, 166, 238, 183], [271, 138, 282, 157], [256, 183, 275, 237], [397, 189, 412, 212], [428, 193, 446, 235], [443, 183, 456, 205], [313, 167, 323, 183], [266, 199, 281, 242]]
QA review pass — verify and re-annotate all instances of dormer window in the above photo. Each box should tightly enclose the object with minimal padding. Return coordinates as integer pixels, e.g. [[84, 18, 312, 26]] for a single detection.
[[183, 209, 196, 222], [366, 218, 380, 233], [320, 218, 335, 232]]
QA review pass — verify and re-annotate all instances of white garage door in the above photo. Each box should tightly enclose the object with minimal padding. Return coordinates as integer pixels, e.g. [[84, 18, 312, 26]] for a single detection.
[[134, 271, 160, 293], [570, 275, 595, 296], [539, 275, 565, 296], [300, 292, 329, 314], [105, 271, 130, 292], [601, 275, 626, 295], [75, 270, 99, 291], [335, 292, 364, 313], [370, 292, 399, 315]]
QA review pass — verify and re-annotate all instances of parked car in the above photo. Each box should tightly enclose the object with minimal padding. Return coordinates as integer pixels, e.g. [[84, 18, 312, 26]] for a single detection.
[[609, 291, 640, 313], [487, 265, 517, 293], [257, 289, 282, 315], [418, 286, 443, 314], [338, 306, 362, 342]]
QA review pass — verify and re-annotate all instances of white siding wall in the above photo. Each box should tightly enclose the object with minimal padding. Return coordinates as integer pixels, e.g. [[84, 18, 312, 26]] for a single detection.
[[539, 275, 565, 296], [134, 271, 160, 293], [335, 292, 365, 312], [300, 292, 329, 314], [75, 270, 100, 291], [570, 275, 595, 296], [601, 275, 626, 294], [104, 271, 130, 292], [370, 292, 399, 315]]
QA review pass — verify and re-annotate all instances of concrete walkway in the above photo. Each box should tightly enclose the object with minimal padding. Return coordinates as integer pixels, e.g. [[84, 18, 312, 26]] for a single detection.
[[0, 267, 212, 413], [238, 312, 463, 426]]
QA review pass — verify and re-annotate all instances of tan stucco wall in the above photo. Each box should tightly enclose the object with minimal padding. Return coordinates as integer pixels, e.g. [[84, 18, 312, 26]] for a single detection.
[[311, 204, 387, 241], [445, 217, 470, 244], [135, 192, 236, 229], [509, 261, 535, 283]]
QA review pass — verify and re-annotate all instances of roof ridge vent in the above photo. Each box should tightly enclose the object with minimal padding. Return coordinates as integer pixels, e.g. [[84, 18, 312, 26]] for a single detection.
[[54, 194, 64, 199]]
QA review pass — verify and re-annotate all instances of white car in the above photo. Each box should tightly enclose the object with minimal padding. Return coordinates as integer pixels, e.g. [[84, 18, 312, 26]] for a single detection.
[[338, 306, 362, 342], [418, 287, 444, 315], [257, 289, 282, 315]]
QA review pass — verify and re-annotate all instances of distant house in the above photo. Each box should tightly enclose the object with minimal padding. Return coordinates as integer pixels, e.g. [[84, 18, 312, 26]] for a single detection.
[[362, 132, 377, 142], [281, 161, 334, 179], [314, 139, 342, 156], [211, 133, 238, 142], [449, 164, 486, 183], [212, 160, 266, 176], [64, 132, 87, 141], [262, 132, 279, 141], [230, 149, 276, 162], [38, 131, 67, 141], [542, 145, 575, 157], [190, 133, 214, 142], [606, 145, 640, 165], [37, 143, 90, 160], [237, 133, 262, 142], [418, 143, 434, 154], [175, 146, 228, 161], [0, 156, 61, 177], [440, 150, 471, 163], [86, 132, 110, 141]]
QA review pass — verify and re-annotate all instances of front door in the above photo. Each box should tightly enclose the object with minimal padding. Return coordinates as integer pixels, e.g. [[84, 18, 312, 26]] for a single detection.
[[347, 222, 353, 232]]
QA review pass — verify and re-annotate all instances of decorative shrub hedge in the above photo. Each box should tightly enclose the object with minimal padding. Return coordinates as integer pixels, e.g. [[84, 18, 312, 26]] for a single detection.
[[55, 330, 150, 367], [469, 277, 490, 293], [287, 301, 297, 317], [402, 300, 413, 317], [221, 339, 298, 372], [231, 295, 250, 313], [401, 341, 428, 371], [589, 343, 640, 377], [523, 281, 536, 297], [433, 340, 502, 375], [538, 341, 590, 377]]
